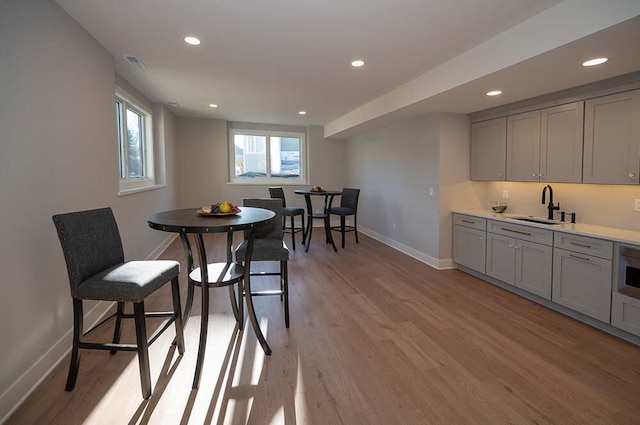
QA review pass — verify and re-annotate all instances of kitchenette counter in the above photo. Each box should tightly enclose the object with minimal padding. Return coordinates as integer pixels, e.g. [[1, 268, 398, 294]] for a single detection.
[[453, 209, 640, 246]]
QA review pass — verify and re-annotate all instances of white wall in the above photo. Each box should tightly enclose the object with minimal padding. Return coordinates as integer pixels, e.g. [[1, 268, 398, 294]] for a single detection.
[[347, 115, 441, 262], [0, 0, 178, 421], [438, 114, 485, 265], [346, 113, 482, 268], [176, 119, 347, 213]]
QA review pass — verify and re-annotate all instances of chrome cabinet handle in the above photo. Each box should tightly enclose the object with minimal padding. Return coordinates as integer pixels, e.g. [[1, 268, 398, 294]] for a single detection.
[[501, 227, 532, 236], [532, 173, 537, 177], [569, 253, 590, 261], [569, 241, 591, 249], [462, 219, 475, 224], [629, 172, 637, 179]]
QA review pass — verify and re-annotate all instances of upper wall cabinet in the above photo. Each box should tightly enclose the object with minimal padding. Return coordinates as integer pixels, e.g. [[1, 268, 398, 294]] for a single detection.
[[506, 111, 541, 182], [583, 89, 640, 185], [471, 117, 506, 181], [540, 102, 584, 183], [505, 102, 584, 183]]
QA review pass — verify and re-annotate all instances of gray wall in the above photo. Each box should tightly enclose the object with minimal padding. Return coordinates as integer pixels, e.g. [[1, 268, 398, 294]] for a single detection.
[[176, 119, 347, 213], [0, 0, 179, 420], [346, 113, 482, 267]]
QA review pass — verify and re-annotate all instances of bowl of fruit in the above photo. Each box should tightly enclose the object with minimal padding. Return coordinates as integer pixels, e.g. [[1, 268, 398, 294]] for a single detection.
[[198, 200, 240, 216]]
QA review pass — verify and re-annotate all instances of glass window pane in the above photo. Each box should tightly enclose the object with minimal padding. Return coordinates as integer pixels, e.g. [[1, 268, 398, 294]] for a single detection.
[[234, 134, 267, 178], [126, 108, 144, 178], [270, 136, 300, 178]]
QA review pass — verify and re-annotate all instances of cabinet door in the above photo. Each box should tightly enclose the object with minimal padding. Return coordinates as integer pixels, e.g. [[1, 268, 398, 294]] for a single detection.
[[552, 248, 612, 322], [540, 102, 584, 183], [471, 117, 506, 181], [515, 240, 553, 299], [583, 89, 640, 185], [506, 111, 541, 182], [486, 233, 515, 285], [453, 225, 486, 274]]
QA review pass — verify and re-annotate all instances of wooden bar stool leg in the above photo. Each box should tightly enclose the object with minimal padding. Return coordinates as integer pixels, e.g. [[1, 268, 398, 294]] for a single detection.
[[133, 302, 152, 399]]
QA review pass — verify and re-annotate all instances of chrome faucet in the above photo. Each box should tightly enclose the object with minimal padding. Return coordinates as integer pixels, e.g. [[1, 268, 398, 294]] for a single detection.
[[542, 185, 560, 220]]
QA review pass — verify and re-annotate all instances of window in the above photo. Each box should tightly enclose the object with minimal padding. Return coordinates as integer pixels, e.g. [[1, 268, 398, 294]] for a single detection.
[[116, 87, 155, 193], [229, 129, 307, 184]]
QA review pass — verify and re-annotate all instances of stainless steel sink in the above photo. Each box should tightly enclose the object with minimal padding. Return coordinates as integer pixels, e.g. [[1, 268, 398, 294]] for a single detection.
[[512, 217, 562, 225]]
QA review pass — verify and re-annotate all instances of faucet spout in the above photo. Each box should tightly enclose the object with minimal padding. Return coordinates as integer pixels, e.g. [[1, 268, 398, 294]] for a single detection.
[[542, 185, 559, 220]]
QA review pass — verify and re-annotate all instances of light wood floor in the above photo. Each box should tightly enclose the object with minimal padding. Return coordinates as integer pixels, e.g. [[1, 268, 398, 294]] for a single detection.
[[7, 232, 640, 425]]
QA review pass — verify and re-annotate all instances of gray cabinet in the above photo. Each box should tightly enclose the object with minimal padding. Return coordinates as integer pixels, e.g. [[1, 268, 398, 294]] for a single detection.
[[583, 89, 640, 185], [552, 233, 613, 323], [540, 101, 584, 183], [452, 214, 486, 273], [505, 102, 584, 183], [506, 111, 541, 182], [471, 118, 506, 181], [485, 221, 553, 299]]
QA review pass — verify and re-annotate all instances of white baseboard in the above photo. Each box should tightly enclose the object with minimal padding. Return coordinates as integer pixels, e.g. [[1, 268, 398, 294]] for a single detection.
[[146, 234, 178, 260], [359, 227, 454, 270], [0, 301, 115, 425]]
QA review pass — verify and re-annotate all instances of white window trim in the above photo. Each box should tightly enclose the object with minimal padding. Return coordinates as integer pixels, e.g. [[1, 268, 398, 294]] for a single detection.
[[116, 86, 155, 194], [228, 128, 308, 185]]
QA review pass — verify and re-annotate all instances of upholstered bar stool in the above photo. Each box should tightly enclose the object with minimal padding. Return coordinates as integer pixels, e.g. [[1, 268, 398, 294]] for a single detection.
[[329, 188, 361, 248], [52, 207, 185, 399], [235, 198, 290, 327], [269, 187, 305, 250]]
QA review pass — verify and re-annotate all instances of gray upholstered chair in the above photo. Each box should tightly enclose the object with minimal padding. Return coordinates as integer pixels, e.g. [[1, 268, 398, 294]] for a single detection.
[[235, 198, 290, 327], [268, 187, 305, 251], [329, 188, 361, 248], [52, 207, 185, 399]]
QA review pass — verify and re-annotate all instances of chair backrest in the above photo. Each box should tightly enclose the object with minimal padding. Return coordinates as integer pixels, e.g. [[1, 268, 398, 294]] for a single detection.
[[340, 188, 360, 210], [243, 198, 283, 239], [52, 207, 125, 293], [268, 187, 286, 207]]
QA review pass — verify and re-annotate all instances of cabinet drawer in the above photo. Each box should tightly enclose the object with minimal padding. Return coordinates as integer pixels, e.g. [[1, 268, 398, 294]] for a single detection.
[[554, 232, 613, 260], [487, 220, 553, 246], [611, 290, 640, 337], [454, 214, 486, 231]]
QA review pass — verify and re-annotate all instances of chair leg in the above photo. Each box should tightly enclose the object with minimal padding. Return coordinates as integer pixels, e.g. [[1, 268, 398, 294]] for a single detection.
[[290, 216, 296, 251], [110, 302, 124, 355], [170, 277, 185, 355], [282, 261, 289, 328], [354, 215, 359, 244], [340, 216, 346, 248], [65, 298, 83, 392], [133, 302, 152, 399]]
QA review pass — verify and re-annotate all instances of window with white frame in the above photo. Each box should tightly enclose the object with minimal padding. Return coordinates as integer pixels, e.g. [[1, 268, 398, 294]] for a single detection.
[[116, 87, 155, 193], [229, 128, 307, 184]]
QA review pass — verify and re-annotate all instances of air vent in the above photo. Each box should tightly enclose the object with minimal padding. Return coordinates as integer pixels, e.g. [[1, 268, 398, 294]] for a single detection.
[[124, 55, 146, 69]]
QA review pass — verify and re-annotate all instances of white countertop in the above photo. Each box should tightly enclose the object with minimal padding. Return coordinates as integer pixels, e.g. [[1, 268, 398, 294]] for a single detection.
[[453, 209, 640, 246]]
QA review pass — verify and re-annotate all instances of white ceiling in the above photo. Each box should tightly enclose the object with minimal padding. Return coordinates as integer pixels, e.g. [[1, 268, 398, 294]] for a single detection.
[[55, 0, 640, 137]]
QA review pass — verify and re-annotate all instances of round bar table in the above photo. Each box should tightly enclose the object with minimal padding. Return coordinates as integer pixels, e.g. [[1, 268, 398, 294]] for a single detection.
[[294, 189, 342, 252], [147, 207, 275, 389]]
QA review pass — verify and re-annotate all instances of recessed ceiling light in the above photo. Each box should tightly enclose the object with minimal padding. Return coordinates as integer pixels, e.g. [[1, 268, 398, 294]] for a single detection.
[[351, 60, 365, 67], [582, 57, 608, 67], [208, 104, 218, 108], [168, 102, 179, 108], [298, 111, 307, 115], [184, 36, 201, 46], [486, 90, 502, 96]]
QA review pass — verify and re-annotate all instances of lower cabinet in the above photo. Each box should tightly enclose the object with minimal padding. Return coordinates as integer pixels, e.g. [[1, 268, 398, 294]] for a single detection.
[[552, 247, 612, 323], [486, 232, 553, 299], [453, 225, 486, 274], [611, 291, 640, 337]]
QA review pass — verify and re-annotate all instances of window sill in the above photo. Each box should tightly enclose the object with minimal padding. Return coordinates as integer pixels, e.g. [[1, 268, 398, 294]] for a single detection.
[[118, 184, 167, 196], [227, 181, 309, 186]]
